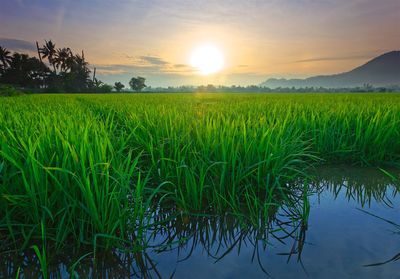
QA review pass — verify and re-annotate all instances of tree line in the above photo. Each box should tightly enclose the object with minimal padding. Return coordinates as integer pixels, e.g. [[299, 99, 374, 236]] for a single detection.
[[144, 84, 400, 93], [0, 40, 146, 93]]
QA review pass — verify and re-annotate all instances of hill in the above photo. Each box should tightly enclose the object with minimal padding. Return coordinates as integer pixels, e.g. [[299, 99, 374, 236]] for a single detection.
[[261, 51, 400, 88]]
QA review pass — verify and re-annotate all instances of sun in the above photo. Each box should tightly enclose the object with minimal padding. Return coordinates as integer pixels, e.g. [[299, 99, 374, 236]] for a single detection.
[[190, 44, 224, 75]]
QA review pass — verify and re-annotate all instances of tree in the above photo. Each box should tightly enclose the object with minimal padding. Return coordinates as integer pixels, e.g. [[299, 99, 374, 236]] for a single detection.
[[92, 78, 103, 88], [54, 47, 72, 72], [40, 40, 57, 73], [129, 76, 146, 92], [1, 53, 49, 88], [114, 81, 125, 92], [87, 78, 112, 93], [98, 84, 113, 93], [1, 40, 109, 93], [0, 46, 12, 73]]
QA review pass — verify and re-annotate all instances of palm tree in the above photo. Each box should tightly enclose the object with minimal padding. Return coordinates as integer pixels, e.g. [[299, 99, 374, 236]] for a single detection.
[[0, 46, 13, 72], [2, 53, 49, 88], [54, 47, 72, 72], [40, 40, 57, 73], [93, 78, 103, 88], [71, 54, 89, 73]]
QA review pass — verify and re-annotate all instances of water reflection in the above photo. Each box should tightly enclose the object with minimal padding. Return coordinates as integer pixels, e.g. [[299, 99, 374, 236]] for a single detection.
[[148, 208, 308, 276], [314, 166, 398, 207], [1, 166, 399, 278]]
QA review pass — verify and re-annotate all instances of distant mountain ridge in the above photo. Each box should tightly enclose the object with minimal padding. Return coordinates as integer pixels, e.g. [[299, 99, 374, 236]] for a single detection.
[[261, 51, 400, 88]]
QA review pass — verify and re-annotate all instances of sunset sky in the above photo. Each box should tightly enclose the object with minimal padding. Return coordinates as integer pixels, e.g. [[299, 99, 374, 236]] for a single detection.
[[1, 0, 399, 87]]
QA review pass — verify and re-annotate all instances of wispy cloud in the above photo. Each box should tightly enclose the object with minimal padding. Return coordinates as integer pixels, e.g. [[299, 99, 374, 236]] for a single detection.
[[294, 53, 376, 63], [95, 68, 128, 75], [139, 55, 169, 66], [94, 61, 195, 76], [122, 54, 170, 67], [0, 37, 36, 52], [95, 53, 195, 76], [94, 64, 156, 75], [173, 64, 187, 68]]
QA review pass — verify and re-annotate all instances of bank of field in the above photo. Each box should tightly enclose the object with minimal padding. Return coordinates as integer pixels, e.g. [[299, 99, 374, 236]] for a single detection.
[[1, 93, 400, 252]]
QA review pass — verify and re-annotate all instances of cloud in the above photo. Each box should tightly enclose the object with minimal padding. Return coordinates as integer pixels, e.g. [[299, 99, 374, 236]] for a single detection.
[[294, 53, 375, 63], [139, 55, 169, 66], [94, 64, 154, 75], [173, 64, 187, 68], [95, 62, 196, 76], [120, 54, 171, 67], [169, 63, 196, 73], [95, 68, 128, 75], [0, 37, 36, 52], [95, 53, 196, 76], [94, 63, 167, 75]]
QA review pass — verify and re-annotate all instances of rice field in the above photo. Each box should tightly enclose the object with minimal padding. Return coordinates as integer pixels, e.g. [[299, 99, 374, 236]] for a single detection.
[[1, 93, 400, 275]]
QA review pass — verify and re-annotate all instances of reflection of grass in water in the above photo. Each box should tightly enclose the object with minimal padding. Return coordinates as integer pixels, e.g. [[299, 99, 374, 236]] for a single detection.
[[315, 165, 400, 268], [313, 165, 399, 206], [2, 164, 398, 277], [1, 202, 309, 278], [153, 208, 309, 276], [1, 244, 160, 278], [353, 168, 400, 267]]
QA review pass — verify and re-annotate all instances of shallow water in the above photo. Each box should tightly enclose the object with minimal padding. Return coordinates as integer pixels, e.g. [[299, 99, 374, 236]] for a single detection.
[[144, 166, 400, 279], [2, 166, 400, 278]]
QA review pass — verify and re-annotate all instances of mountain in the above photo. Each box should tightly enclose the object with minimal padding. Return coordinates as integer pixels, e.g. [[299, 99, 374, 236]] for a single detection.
[[261, 51, 400, 88]]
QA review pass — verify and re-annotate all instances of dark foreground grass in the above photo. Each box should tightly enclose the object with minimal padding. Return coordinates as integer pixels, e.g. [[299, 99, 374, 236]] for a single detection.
[[0, 93, 400, 272]]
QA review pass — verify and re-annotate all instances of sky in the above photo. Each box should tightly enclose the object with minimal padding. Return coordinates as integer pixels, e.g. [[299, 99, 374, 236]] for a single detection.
[[1, 0, 399, 87]]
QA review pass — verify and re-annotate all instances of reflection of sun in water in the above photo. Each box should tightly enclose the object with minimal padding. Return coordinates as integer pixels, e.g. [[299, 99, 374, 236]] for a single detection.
[[190, 44, 224, 75]]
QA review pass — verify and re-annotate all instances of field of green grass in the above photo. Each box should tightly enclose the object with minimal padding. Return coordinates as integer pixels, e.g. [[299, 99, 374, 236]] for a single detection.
[[1, 93, 400, 263]]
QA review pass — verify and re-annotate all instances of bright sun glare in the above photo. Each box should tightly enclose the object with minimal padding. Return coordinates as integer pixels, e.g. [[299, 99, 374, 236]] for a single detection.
[[190, 44, 224, 75]]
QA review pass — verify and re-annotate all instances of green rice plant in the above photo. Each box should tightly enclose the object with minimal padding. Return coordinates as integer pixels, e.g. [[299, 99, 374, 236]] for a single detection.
[[1, 92, 400, 259], [0, 96, 162, 254]]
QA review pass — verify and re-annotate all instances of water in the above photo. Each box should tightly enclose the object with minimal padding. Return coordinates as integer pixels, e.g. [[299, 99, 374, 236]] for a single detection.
[[2, 166, 400, 278]]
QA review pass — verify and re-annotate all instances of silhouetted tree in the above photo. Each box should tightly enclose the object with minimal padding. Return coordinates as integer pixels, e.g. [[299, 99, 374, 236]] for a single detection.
[[1, 53, 49, 88], [53, 50, 92, 92], [129, 76, 146, 92], [54, 48, 73, 72], [71, 54, 88, 71], [92, 78, 103, 88], [98, 84, 113, 93], [114, 82, 125, 92], [87, 78, 113, 93], [0, 46, 12, 73], [40, 40, 57, 73], [1, 40, 134, 93]]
